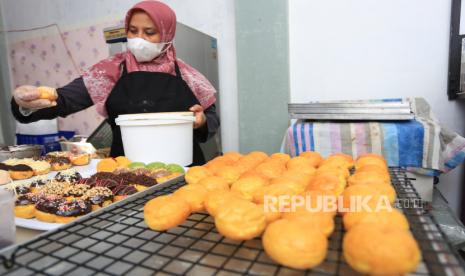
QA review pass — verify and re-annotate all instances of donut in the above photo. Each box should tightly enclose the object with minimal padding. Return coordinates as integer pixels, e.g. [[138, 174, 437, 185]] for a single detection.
[[215, 166, 243, 184], [37, 86, 58, 100], [321, 153, 354, 170], [222, 151, 243, 162], [114, 156, 131, 168], [343, 224, 421, 275], [97, 158, 119, 173], [270, 177, 307, 195], [112, 185, 138, 201], [87, 173, 129, 192], [196, 176, 230, 192], [286, 156, 316, 171], [253, 161, 285, 179], [14, 185, 31, 195], [156, 172, 181, 184], [315, 164, 350, 179], [280, 170, 314, 188], [204, 190, 245, 217], [253, 183, 298, 205], [55, 199, 91, 223], [233, 157, 261, 174], [63, 184, 90, 200], [54, 170, 82, 183], [29, 160, 51, 176], [118, 172, 157, 192], [282, 207, 335, 237], [29, 176, 49, 193], [258, 203, 282, 224], [185, 166, 212, 185], [355, 153, 387, 170], [70, 153, 90, 166], [301, 190, 338, 217], [231, 175, 268, 201], [214, 200, 266, 240], [348, 171, 391, 186], [247, 151, 269, 162], [0, 163, 11, 171], [307, 173, 346, 196], [173, 184, 208, 212], [299, 151, 323, 167], [360, 182, 397, 204], [48, 156, 72, 171], [263, 219, 328, 269], [9, 164, 34, 180], [205, 157, 235, 174], [270, 153, 291, 164], [343, 208, 409, 231], [35, 197, 64, 223], [144, 195, 191, 231], [15, 193, 41, 219], [36, 181, 69, 197], [46, 151, 71, 158], [341, 185, 386, 214], [82, 187, 114, 211]]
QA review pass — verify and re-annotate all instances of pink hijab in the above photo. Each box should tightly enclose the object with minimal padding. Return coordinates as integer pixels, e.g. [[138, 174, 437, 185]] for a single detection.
[[82, 0, 216, 117]]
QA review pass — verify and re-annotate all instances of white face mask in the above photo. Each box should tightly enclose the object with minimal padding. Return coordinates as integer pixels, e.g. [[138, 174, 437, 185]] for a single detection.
[[127, 37, 171, 62]]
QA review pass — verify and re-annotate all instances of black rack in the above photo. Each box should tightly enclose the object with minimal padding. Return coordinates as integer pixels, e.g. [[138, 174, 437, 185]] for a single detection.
[[0, 168, 464, 275]]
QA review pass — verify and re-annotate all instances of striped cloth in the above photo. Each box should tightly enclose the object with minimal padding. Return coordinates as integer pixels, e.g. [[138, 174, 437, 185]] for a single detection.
[[281, 98, 465, 176]]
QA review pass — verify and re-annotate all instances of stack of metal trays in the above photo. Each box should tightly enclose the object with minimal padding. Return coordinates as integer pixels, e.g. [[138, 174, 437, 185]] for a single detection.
[[288, 100, 415, 121]]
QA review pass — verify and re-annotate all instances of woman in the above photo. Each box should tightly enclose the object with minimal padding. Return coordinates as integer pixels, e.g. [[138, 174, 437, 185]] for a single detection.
[[11, 0, 219, 165]]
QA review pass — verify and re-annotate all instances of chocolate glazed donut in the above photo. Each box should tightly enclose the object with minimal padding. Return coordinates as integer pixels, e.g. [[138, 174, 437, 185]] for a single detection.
[[9, 164, 34, 180], [35, 197, 65, 223], [55, 200, 92, 223]]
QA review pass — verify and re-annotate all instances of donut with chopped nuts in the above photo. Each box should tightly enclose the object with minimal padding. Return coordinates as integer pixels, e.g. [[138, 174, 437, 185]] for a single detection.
[[54, 169, 82, 183], [36, 181, 70, 197], [29, 176, 50, 193], [63, 184, 90, 200]]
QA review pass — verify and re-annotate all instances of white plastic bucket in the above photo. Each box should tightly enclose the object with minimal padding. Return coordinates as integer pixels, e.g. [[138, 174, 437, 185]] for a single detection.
[[115, 112, 195, 166]]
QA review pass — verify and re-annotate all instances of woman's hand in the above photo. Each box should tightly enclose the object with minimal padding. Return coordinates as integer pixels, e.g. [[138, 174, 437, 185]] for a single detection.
[[189, 104, 206, 129], [13, 85, 56, 110]]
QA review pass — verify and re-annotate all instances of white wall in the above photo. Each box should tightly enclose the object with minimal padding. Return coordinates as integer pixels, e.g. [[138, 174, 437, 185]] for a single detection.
[[0, 0, 238, 152], [289, 0, 465, 214]]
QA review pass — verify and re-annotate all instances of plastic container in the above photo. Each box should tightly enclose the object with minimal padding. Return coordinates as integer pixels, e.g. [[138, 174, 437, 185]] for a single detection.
[[0, 189, 15, 249], [16, 119, 58, 135], [115, 112, 195, 166], [16, 133, 60, 154], [16, 119, 61, 154]]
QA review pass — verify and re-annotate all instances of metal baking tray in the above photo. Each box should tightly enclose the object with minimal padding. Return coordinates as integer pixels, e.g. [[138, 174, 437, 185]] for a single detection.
[[0, 169, 463, 275], [289, 113, 415, 121], [289, 101, 415, 121]]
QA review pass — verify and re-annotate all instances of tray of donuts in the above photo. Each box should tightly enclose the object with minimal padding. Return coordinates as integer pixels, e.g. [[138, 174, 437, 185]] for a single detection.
[[4, 156, 186, 231], [0, 151, 92, 182], [140, 151, 452, 275]]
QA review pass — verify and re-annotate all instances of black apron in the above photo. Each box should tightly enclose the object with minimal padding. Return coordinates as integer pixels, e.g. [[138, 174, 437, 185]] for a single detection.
[[105, 61, 206, 165]]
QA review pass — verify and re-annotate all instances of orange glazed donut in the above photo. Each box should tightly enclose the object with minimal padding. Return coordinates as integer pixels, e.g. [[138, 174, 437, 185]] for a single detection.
[[263, 219, 328, 270], [144, 195, 191, 231], [214, 200, 266, 240], [343, 223, 421, 275]]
